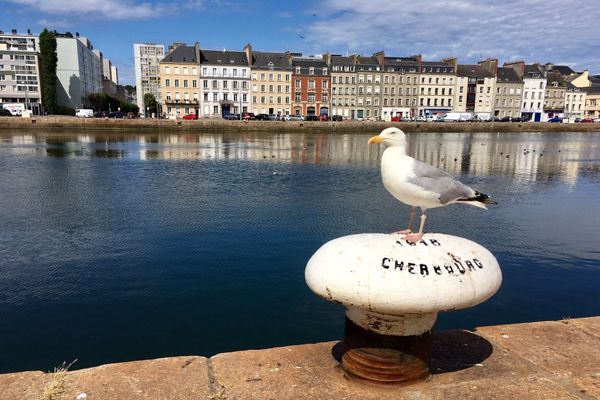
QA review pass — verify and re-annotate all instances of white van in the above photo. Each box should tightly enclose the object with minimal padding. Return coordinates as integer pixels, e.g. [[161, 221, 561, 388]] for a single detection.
[[75, 109, 94, 118], [442, 112, 472, 122]]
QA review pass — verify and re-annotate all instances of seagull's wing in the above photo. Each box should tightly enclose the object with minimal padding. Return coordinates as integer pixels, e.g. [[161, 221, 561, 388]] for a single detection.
[[407, 158, 476, 204]]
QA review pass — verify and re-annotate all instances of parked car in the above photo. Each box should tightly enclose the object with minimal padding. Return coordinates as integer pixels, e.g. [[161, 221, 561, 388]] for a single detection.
[[94, 111, 109, 118], [223, 114, 239, 120], [331, 115, 343, 121], [255, 113, 270, 120], [242, 112, 255, 120], [305, 115, 319, 121], [319, 114, 329, 121], [580, 118, 594, 123], [108, 111, 123, 118], [0, 109, 13, 116], [415, 116, 426, 122], [548, 116, 563, 123], [289, 115, 304, 121], [268, 114, 278, 120], [183, 113, 198, 120]]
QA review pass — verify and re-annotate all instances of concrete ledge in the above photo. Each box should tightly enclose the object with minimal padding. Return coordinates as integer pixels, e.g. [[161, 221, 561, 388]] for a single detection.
[[1, 317, 598, 399], [1, 116, 600, 134]]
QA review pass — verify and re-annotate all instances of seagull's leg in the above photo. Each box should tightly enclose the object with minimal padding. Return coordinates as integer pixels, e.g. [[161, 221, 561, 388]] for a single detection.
[[393, 207, 416, 235], [404, 209, 427, 243]]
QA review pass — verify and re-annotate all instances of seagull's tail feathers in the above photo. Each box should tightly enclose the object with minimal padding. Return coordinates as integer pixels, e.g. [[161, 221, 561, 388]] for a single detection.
[[456, 191, 497, 210]]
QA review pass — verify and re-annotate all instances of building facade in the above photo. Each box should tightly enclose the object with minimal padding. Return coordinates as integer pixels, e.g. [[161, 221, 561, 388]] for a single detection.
[[326, 54, 357, 119], [353, 55, 382, 120], [417, 59, 455, 117], [134, 43, 164, 114], [160, 43, 200, 118], [583, 86, 600, 118], [505, 62, 547, 121], [544, 72, 566, 118], [291, 56, 330, 117], [200, 49, 250, 117], [0, 29, 41, 114], [564, 84, 586, 120], [494, 67, 524, 118], [454, 64, 495, 115], [380, 55, 420, 121], [245, 45, 291, 116]]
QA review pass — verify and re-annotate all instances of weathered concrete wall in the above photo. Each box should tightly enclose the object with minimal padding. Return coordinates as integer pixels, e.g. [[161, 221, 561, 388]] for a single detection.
[[1, 316, 598, 399], [1, 116, 600, 134]]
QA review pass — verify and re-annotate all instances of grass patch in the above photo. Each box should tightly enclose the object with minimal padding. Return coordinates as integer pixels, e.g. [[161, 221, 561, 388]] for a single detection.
[[41, 360, 77, 400]]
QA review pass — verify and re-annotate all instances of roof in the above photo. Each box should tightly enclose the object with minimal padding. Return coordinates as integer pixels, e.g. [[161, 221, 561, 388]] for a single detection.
[[420, 60, 454, 73], [329, 55, 355, 66], [384, 57, 419, 72], [200, 50, 248, 66], [546, 72, 566, 87], [291, 57, 329, 75], [583, 86, 600, 94], [161, 45, 198, 64], [496, 67, 523, 83], [457, 64, 494, 79], [550, 65, 576, 76], [523, 64, 545, 78], [251, 51, 290, 69]]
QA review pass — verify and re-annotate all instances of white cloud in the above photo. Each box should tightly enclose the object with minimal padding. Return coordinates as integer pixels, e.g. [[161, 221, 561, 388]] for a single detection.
[[7, 0, 168, 20], [305, 0, 600, 71]]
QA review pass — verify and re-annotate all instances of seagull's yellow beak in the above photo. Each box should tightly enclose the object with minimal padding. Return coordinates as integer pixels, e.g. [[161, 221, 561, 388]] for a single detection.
[[368, 135, 384, 144]]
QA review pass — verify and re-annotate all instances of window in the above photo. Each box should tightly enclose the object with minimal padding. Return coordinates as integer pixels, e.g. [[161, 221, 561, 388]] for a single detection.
[[308, 80, 315, 89], [308, 93, 315, 102], [174, 79, 179, 87], [295, 93, 301, 102], [184, 80, 188, 88], [165, 66, 170, 74], [193, 80, 197, 88], [165, 79, 170, 87], [174, 67, 179, 74], [322, 81, 328, 89], [309, 67, 314, 75], [295, 79, 301, 88], [183, 67, 188, 75]]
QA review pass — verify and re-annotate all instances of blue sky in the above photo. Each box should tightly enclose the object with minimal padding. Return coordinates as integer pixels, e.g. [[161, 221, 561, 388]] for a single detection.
[[2, 0, 599, 85]]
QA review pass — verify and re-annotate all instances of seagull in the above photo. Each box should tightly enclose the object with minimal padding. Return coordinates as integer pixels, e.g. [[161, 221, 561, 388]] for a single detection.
[[368, 127, 496, 242]]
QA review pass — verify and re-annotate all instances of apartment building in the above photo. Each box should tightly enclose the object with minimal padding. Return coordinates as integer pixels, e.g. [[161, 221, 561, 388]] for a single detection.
[[134, 43, 164, 113], [564, 84, 586, 120], [291, 56, 330, 117], [160, 43, 200, 117], [325, 54, 356, 119], [0, 29, 41, 114], [380, 55, 420, 121], [454, 64, 495, 115], [583, 86, 600, 118], [200, 49, 250, 117], [244, 45, 291, 116], [505, 62, 547, 121], [353, 55, 382, 120], [55, 32, 103, 109], [544, 72, 566, 118], [417, 59, 455, 117], [494, 67, 524, 118]]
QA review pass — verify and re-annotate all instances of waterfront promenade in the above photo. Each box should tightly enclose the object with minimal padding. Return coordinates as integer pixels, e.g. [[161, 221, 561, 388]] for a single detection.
[[1, 316, 598, 399], [1, 116, 600, 134]]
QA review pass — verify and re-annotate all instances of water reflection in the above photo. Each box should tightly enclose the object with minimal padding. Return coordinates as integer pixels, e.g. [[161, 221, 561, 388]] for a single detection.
[[2, 131, 599, 185]]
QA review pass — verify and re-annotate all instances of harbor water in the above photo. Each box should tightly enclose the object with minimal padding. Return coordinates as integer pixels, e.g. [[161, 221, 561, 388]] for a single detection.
[[0, 130, 599, 373]]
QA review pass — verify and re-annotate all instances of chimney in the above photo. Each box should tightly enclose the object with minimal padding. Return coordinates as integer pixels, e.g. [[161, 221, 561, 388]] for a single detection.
[[411, 54, 423, 71], [478, 58, 498, 76], [442, 57, 458, 70], [504, 61, 525, 78], [322, 52, 331, 65], [76, 32, 80, 37], [243, 43, 253, 67], [27, 29, 31, 35], [12, 29, 17, 35], [194, 41, 200, 63], [373, 50, 385, 68]]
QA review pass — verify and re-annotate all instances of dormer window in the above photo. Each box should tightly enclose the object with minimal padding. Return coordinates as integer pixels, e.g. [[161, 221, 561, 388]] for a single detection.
[[268, 61, 274, 70], [309, 67, 314, 75], [323, 68, 328, 75], [295, 67, 301, 74]]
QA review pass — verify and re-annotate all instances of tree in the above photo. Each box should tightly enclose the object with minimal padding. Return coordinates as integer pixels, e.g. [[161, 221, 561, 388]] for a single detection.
[[124, 85, 135, 96], [143, 93, 157, 113], [39, 29, 58, 114]]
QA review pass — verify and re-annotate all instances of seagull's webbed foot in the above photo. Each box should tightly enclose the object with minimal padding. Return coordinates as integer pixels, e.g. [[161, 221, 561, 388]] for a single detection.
[[403, 232, 424, 243]]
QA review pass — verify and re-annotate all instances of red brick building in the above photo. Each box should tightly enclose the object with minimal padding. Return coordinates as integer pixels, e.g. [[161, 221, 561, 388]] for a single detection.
[[291, 57, 330, 117]]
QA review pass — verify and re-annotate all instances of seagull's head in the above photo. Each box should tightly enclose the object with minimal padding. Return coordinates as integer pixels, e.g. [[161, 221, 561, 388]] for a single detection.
[[368, 127, 406, 147]]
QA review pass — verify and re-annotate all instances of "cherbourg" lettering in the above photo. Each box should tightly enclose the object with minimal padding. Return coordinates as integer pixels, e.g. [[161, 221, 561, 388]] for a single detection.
[[380, 257, 484, 277]]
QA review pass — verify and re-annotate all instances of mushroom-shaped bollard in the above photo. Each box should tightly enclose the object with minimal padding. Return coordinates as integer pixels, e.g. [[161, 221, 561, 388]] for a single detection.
[[305, 233, 502, 386]]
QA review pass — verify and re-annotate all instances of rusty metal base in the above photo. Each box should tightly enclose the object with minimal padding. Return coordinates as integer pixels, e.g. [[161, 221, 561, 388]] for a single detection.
[[341, 317, 432, 387]]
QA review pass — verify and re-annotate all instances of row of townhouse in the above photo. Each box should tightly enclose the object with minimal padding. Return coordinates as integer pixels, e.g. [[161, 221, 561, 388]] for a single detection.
[[1, 29, 121, 113], [144, 42, 599, 121]]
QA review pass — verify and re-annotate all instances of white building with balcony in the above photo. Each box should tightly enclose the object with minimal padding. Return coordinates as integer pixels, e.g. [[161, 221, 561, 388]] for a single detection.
[[0, 29, 41, 114], [200, 50, 250, 117]]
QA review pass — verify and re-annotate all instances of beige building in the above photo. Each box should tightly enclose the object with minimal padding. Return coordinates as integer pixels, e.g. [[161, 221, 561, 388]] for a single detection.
[[354, 55, 382, 120], [564, 84, 586, 120], [418, 59, 455, 118], [454, 64, 496, 115], [544, 72, 566, 117], [325, 54, 357, 119], [478, 59, 524, 119], [379, 54, 420, 121], [160, 43, 200, 118], [583, 87, 600, 118], [245, 45, 291, 116]]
